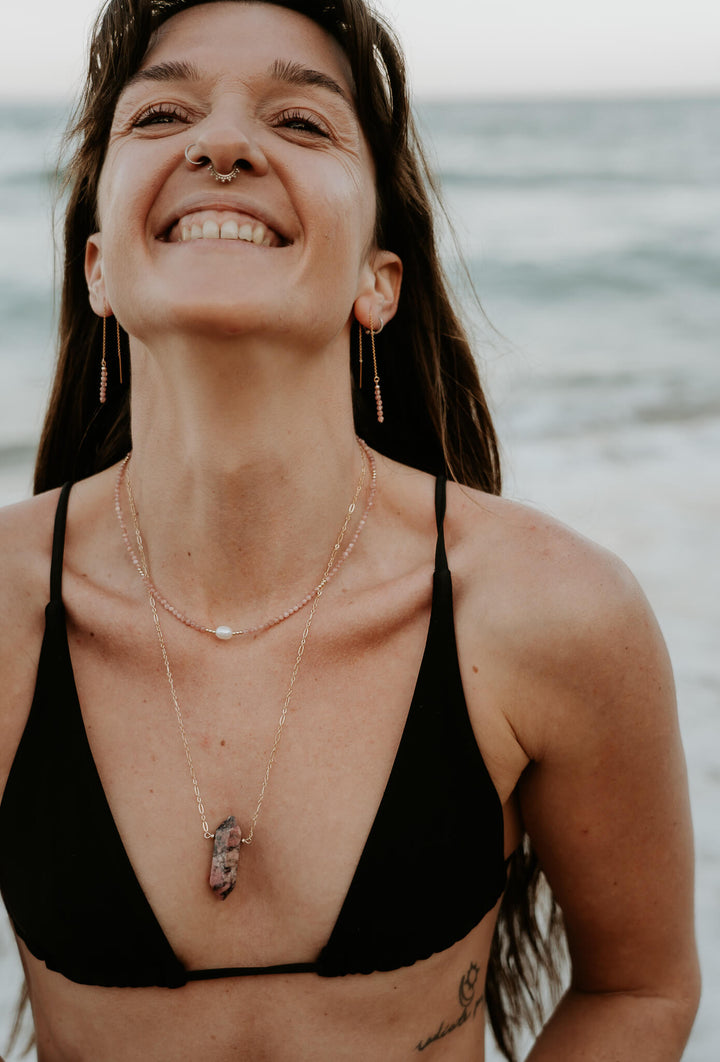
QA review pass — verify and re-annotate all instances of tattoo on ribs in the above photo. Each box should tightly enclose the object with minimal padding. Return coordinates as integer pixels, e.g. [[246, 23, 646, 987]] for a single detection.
[[414, 960, 485, 1052]]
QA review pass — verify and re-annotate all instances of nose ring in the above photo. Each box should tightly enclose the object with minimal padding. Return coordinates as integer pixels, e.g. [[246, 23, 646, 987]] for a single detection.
[[185, 143, 242, 183]]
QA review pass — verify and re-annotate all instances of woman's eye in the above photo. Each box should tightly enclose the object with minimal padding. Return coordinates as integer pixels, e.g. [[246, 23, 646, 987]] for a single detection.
[[276, 110, 330, 138], [132, 105, 188, 129]]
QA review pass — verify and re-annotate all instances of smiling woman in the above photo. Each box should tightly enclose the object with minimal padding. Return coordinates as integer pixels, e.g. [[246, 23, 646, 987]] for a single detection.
[[0, 2, 700, 1061], [88, 7, 385, 353]]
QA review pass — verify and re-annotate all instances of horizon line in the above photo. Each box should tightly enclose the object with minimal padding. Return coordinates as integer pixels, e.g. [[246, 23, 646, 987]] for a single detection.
[[1, 84, 719, 109]]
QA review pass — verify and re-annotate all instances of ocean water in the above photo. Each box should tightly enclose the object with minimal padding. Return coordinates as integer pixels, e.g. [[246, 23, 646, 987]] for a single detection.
[[0, 96, 718, 1059]]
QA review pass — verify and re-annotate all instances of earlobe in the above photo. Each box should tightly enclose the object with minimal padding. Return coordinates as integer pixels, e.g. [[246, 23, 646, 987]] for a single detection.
[[85, 233, 109, 316], [354, 250, 403, 331]]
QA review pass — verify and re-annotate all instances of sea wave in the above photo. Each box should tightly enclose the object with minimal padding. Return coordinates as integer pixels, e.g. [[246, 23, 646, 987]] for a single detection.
[[0, 167, 58, 191], [500, 368, 720, 439], [469, 247, 720, 297], [439, 168, 718, 189], [0, 441, 37, 471], [0, 286, 54, 334]]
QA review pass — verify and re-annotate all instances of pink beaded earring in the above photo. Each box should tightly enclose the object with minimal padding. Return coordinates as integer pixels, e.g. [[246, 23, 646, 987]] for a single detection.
[[99, 315, 108, 404], [99, 314, 123, 404], [368, 311, 384, 424]]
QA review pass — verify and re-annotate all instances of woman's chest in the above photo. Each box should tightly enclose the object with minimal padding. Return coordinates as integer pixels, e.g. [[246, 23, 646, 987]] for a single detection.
[[62, 575, 443, 965], [2, 558, 510, 989]]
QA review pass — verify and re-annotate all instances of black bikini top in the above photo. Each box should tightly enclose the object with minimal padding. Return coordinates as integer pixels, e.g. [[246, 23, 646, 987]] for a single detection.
[[0, 478, 506, 988]]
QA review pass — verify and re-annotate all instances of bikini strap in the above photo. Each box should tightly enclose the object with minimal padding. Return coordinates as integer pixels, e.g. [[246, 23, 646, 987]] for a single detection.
[[434, 476, 449, 574], [50, 483, 73, 604]]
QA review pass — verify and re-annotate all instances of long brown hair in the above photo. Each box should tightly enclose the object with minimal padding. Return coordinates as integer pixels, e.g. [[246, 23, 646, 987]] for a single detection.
[[28, 1, 563, 1056]]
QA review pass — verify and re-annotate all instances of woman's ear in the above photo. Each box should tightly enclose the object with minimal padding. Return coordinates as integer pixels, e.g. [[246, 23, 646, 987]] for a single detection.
[[85, 233, 109, 316], [354, 250, 403, 331]]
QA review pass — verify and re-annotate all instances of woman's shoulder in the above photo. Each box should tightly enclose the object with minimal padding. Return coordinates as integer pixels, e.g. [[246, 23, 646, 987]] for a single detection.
[[446, 480, 645, 623], [445, 481, 672, 755], [0, 486, 61, 688], [0, 490, 63, 767], [378, 458, 640, 612], [0, 488, 62, 607]]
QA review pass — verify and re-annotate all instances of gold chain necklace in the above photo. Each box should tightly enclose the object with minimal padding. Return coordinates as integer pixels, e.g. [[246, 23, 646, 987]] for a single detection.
[[115, 438, 375, 639], [123, 451, 372, 899]]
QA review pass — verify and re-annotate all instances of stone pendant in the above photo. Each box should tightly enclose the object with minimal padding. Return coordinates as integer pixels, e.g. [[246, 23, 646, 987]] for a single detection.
[[209, 815, 243, 900]]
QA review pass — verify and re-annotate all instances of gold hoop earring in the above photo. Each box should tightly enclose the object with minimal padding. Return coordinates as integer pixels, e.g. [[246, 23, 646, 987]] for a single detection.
[[368, 312, 384, 424], [99, 315, 108, 404]]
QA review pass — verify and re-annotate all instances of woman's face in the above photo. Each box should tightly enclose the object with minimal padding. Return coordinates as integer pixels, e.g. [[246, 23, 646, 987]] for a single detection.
[[85, 1, 397, 347]]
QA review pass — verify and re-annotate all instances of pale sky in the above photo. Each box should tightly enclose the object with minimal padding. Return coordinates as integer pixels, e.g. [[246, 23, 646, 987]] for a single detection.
[[1, 0, 718, 100]]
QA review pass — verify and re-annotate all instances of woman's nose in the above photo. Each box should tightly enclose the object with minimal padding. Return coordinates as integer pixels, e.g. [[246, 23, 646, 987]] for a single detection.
[[185, 118, 269, 181]]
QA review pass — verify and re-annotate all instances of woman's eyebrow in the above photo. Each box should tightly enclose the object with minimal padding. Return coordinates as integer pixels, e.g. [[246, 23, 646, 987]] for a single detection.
[[120, 57, 355, 109], [123, 59, 202, 92], [268, 59, 356, 108]]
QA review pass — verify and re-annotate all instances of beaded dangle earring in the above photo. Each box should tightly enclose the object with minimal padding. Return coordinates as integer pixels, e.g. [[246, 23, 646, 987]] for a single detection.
[[99, 315, 108, 404], [100, 314, 123, 404], [368, 311, 384, 424]]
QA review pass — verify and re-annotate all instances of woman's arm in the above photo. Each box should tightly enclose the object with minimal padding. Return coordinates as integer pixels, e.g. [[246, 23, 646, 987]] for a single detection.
[[517, 550, 700, 1059], [454, 487, 700, 1058]]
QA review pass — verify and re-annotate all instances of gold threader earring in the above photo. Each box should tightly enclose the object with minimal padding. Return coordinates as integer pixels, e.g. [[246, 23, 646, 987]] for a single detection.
[[99, 314, 123, 405], [116, 318, 123, 387], [369, 311, 384, 424], [99, 315, 108, 404]]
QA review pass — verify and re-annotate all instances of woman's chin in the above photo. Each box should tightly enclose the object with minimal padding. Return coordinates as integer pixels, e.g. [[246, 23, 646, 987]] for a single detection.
[[125, 298, 290, 344]]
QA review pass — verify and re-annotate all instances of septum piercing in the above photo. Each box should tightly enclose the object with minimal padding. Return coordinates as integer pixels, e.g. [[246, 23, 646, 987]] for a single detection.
[[185, 143, 242, 184]]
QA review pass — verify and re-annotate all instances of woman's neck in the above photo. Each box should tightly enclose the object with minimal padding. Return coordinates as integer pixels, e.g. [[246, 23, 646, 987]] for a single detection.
[[122, 331, 366, 622]]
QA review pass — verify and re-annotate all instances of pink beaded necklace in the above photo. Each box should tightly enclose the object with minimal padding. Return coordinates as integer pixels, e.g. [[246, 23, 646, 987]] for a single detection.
[[114, 438, 376, 640]]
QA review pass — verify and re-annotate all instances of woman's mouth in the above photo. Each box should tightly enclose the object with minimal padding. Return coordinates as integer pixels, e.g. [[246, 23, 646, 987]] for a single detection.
[[163, 210, 287, 247]]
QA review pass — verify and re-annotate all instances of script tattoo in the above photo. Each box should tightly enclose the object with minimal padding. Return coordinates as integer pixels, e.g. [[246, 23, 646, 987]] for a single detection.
[[415, 961, 485, 1052]]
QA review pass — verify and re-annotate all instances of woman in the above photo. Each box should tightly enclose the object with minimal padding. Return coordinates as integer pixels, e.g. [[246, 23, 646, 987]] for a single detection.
[[0, 0, 699, 1058]]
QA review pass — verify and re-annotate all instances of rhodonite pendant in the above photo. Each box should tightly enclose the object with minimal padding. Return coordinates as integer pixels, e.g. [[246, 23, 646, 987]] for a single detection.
[[209, 815, 243, 900]]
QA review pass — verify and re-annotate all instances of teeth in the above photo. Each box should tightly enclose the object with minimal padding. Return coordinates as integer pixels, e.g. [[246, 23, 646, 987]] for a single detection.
[[174, 214, 275, 245], [220, 219, 239, 239]]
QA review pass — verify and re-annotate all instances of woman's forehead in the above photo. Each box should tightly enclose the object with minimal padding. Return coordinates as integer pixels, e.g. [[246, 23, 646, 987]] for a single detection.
[[141, 2, 355, 96]]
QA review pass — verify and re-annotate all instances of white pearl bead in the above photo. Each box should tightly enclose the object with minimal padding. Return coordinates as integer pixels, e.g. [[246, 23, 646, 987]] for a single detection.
[[215, 625, 233, 640]]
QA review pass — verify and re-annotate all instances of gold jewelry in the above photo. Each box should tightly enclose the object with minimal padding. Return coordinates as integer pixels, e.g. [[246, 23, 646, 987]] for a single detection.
[[99, 314, 123, 403], [369, 312, 384, 424], [358, 320, 363, 390], [99, 316, 108, 404], [126, 458, 372, 900], [140, 539, 328, 900], [185, 142, 242, 184], [116, 317, 123, 385], [115, 439, 376, 639]]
